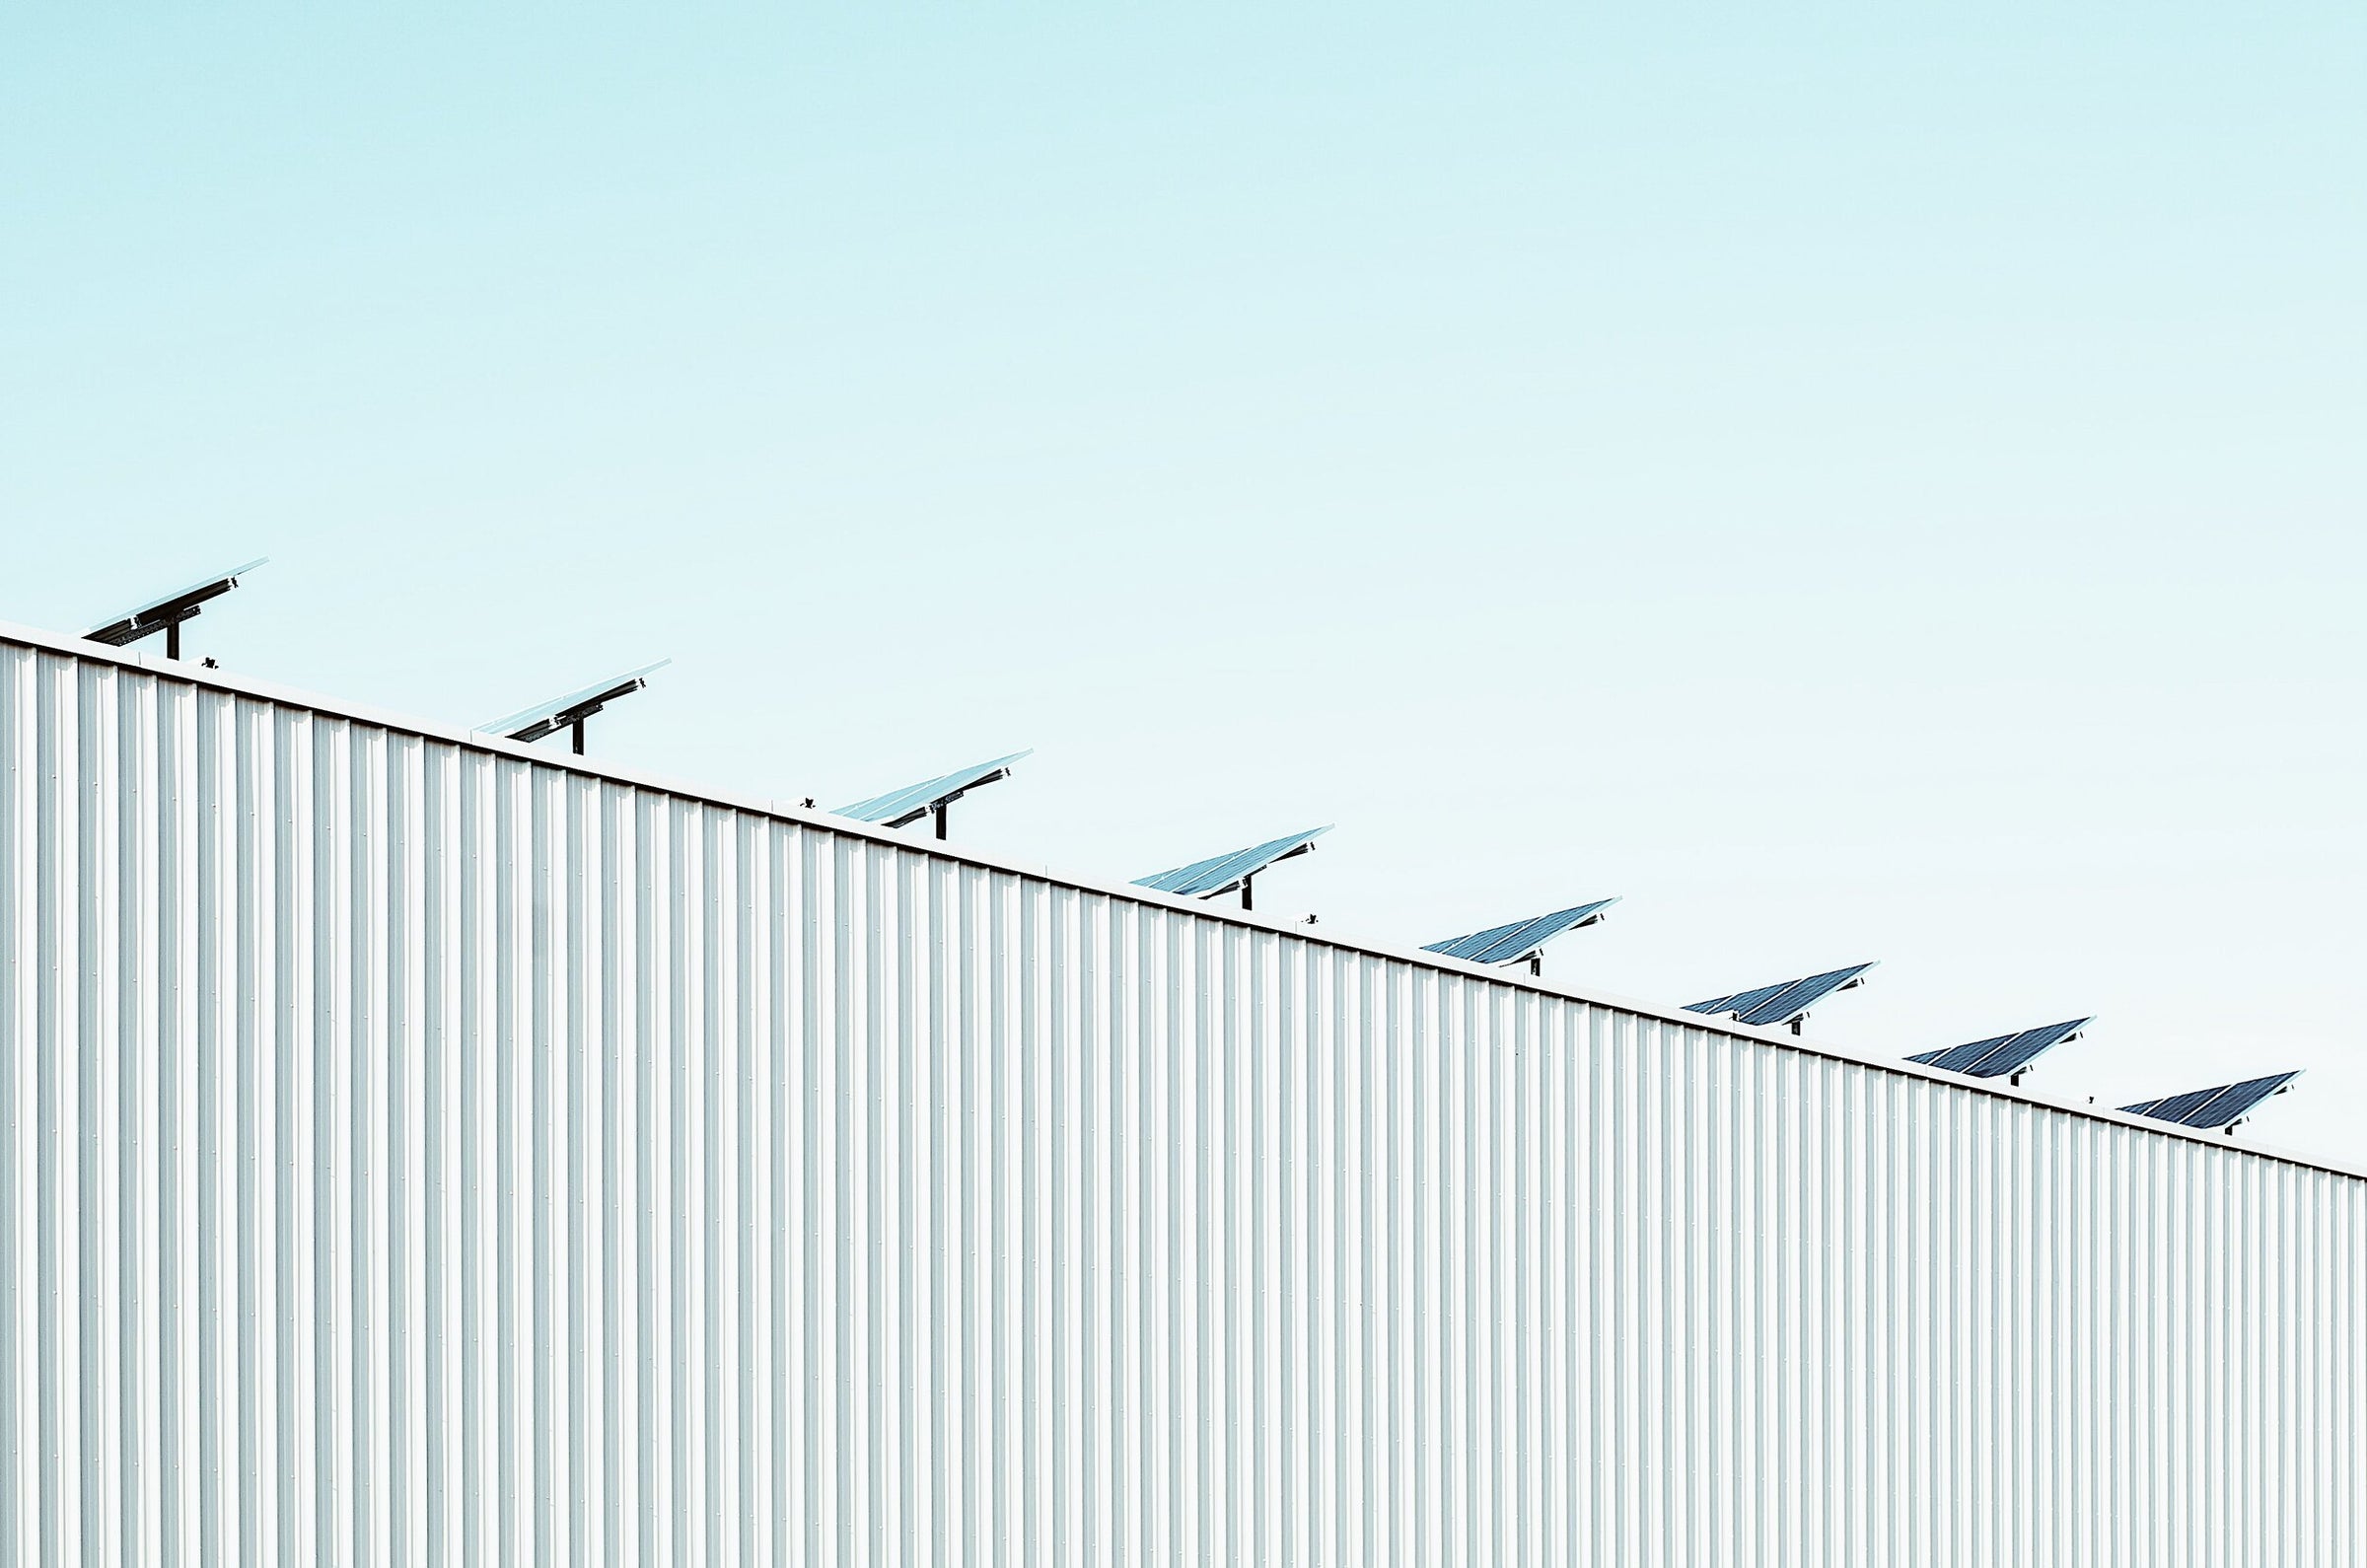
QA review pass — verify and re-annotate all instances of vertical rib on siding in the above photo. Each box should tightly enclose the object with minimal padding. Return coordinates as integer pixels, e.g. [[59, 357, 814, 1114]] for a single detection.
[[1, 638, 2363, 1566]]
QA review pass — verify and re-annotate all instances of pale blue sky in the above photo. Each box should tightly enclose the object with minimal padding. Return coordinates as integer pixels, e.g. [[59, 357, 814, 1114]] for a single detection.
[[5, 8, 2362, 1164]]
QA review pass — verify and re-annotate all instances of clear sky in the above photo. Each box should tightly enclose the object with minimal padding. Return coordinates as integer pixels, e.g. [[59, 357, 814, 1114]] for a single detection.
[[4, 8, 2362, 1168]]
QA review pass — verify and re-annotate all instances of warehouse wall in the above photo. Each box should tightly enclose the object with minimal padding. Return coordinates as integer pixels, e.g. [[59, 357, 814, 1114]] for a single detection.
[[1, 633, 2362, 1567]]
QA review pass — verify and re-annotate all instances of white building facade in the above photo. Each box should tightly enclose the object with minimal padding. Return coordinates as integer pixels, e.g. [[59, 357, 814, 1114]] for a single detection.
[[1, 622, 2361, 1566]]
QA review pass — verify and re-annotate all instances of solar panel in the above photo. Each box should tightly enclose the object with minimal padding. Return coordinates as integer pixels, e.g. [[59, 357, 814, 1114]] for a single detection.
[[1423, 897, 1619, 970], [481, 660, 671, 753], [1686, 962, 1876, 1032], [1134, 825, 1329, 908], [2120, 1070, 2301, 1132], [82, 556, 269, 661], [835, 749, 1032, 838], [1905, 1017, 2092, 1082]]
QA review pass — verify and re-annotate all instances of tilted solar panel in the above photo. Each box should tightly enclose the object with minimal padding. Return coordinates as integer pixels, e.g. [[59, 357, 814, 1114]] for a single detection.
[[1423, 898, 1619, 966], [480, 661, 672, 748], [1686, 962, 1876, 1029], [836, 749, 1033, 830], [2119, 1070, 2301, 1131], [1905, 1017, 2092, 1080], [1134, 826, 1329, 903], [83, 556, 270, 648]]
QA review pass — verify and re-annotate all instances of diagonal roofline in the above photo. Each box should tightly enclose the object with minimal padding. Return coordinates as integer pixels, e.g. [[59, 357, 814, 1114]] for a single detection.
[[3, 614, 2358, 1186]]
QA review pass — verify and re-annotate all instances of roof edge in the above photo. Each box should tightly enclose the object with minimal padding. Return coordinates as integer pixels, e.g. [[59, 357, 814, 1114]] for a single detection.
[[3, 615, 2358, 1186]]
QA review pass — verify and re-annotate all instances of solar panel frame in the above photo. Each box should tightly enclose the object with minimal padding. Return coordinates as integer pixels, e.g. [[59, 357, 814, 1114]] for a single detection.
[[1686, 962, 1876, 1029], [2118, 1070, 2301, 1130], [1422, 897, 1620, 965], [1133, 825, 1330, 899], [835, 749, 1034, 829]]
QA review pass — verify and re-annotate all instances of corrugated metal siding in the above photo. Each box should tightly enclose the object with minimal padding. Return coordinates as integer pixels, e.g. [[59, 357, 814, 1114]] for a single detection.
[[0, 637, 2361, 1567]]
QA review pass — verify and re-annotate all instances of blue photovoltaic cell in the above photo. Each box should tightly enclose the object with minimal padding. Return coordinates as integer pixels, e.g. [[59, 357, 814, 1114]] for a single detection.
[[835, 749, 1034, 827], [1687, 978, 1792, 1020], [2183, 1075, 2298, 1128], [1906, 1033, 2010, 1072], [2120, 1071, 2301, 1130], [1134, 826, 1329, 898], [1422, 898, 1619, 965], [1905, 1017, 2092, 1079], [2130, 1087, 2220, 1123], [1686, 962, 1876, 1028]]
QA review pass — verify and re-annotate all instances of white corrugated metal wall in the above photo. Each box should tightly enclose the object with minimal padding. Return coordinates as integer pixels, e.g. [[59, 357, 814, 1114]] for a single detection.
[[1, 634, 2361, 1566]]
